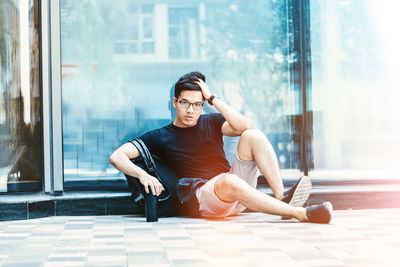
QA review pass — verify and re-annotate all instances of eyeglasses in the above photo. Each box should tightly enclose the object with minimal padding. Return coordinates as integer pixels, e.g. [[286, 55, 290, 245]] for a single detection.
[[177, 99, 204, 110]]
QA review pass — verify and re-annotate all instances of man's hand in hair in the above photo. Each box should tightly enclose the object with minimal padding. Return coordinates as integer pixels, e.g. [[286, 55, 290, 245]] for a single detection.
[[196, 79, 212, 101]]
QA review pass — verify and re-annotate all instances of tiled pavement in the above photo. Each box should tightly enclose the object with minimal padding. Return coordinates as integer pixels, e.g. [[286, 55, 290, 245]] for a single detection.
[[0, 209, 399, 267]]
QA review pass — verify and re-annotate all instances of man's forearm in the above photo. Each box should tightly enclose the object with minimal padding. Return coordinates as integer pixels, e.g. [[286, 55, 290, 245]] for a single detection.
[[212, 97, 251, 132], [109, 152, 148, 180], [109, 144, 164, 196]]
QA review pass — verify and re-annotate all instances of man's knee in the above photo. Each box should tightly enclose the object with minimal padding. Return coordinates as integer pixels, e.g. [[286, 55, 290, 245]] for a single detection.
[[240, 128, 266, 143], [214, 173, 243, 202]]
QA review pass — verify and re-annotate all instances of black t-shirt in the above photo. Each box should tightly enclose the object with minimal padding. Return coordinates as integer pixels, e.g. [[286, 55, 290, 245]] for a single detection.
[[134, 113, 231, 180]]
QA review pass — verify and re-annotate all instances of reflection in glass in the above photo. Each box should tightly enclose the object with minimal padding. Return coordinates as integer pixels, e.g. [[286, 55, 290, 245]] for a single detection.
[[60, 0, 299, 183], [0, 0, 42, 192], [310, 0, 400, 178], [112, 3, 154, 55], [168, 7, 198, 59], [142, 18, 153, 39]]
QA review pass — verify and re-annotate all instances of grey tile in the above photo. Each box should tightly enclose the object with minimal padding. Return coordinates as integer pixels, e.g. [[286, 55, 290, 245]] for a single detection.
[[1, 263, 42, 267], [302, 238, 336, 243], [241, 247, 281, 253], [159, 236, 191, 240], [68, 218, 96, 222], [65, 223, 93, 229], [2, 250, 49, 263], [88, 249, 127, 256], [171, 259, 210, 266], [0, 209, 399, 267], [93, 234, 124, 238], [0, 234, 28, 240], [124, 228, 154, 234], [31, 231, 61, 237], [47, 256, 86, 261], [0, 241, 23, 251], [127, 251, 169, 264], [54, 239, 91, 246], [90, 241, 126, 248], [85, 263, 126, 267], [287, 250, 335, 261], [153, 224, 184, 231], [261, 235, 297, 241], [204, 249, 244, 258]]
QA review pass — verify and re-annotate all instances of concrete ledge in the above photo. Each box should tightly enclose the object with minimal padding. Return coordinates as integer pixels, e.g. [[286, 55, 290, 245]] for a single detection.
[[0, 191, 143, 221], [264, 183, 400, 209], [308, 191, 400, 209], [1, 182, 400, 221]]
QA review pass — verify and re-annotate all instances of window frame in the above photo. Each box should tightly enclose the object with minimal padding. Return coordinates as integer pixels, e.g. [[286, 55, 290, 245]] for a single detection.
[[48, 0, 374, 193]]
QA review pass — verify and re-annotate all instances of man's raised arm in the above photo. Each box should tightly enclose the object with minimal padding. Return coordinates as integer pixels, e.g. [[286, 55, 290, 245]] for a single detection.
[[196, 79, 251, 136]]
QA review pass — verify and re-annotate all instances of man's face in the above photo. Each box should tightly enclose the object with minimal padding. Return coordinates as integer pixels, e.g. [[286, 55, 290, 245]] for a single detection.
[[172, 90, 204, 128]]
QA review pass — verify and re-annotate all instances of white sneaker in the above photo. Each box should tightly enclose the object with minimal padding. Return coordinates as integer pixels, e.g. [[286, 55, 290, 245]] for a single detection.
[[281, 176, 312, 219]]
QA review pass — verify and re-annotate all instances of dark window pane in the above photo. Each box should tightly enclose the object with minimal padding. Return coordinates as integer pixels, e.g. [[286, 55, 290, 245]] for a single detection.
[[0, 0, 42, 192]]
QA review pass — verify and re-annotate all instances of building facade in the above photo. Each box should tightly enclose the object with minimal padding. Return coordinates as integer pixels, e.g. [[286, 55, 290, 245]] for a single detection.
[[1, 0, 399, 195]]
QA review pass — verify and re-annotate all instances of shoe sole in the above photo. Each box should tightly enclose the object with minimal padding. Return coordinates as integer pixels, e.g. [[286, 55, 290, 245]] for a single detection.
[[287, 176, 312, 207], [281, 176, 312, 220]]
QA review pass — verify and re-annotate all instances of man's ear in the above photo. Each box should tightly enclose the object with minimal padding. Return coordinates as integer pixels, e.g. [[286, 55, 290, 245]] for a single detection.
[[172, 97, 177, 109]]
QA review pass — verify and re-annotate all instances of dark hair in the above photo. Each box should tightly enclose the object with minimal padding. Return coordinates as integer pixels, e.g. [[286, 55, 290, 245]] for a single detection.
[[174, 71, 205, 98]]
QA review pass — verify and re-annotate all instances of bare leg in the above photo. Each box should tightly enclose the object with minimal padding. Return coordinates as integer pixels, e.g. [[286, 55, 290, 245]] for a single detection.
[[236, 129, 284, 200], [214, 173, 308, 221]]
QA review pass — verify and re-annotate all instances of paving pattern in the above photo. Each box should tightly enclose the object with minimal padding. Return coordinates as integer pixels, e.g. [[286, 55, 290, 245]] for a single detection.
[[0, 209, 399, 266]]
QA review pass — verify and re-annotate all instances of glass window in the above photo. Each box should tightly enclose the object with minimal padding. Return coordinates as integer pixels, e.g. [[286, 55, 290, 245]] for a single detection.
[[142, 42, 154, 54], [310, 0, 400, 179], [142, 17, 153, 39], [126, 18, 139, 41], [142, 4, 154, 14], [0, 0, 42, 192], [168, 7, 199, 59], [111, 4, 154, 55], [60, 0, 300, 187]]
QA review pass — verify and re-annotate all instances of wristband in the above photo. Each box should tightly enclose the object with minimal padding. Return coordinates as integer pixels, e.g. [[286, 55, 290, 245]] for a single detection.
[[207, 94, 217, 105]]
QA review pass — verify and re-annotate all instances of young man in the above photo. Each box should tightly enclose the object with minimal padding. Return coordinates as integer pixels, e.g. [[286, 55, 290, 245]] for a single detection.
[[109, 72, 332, 223]]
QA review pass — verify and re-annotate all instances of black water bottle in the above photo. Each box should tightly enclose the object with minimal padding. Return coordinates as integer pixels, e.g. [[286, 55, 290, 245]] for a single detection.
[[144, 191, 158, 222]]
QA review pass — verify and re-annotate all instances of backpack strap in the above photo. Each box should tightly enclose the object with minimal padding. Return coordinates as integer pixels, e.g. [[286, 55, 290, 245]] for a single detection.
[[130, 138, 171, 201], [135, 139, 158, 177]]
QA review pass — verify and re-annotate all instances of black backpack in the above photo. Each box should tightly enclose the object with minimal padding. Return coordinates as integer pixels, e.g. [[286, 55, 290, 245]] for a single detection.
[[124, 138, 180, 222]]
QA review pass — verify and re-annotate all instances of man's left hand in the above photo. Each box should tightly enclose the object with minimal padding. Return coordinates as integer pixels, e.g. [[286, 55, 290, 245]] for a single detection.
[[196, 79, 212, 101]]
